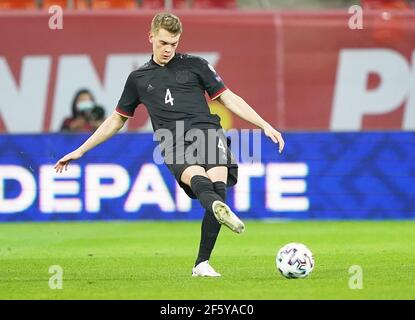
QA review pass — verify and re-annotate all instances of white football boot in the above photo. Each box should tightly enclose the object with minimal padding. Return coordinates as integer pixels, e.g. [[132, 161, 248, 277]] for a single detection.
[[212, 200, 245, 234], [192, 260, 221, 277]]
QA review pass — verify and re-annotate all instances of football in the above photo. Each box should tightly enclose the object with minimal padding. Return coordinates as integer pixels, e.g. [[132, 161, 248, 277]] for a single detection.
[[276, 242, 314, 279]]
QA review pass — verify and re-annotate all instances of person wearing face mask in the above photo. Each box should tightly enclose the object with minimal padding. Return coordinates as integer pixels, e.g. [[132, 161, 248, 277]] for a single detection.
[[60, 89, 106, 132]]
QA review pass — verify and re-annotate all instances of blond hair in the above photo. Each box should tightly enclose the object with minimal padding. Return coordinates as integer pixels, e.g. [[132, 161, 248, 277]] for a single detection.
[[151, 13, 182, 35]]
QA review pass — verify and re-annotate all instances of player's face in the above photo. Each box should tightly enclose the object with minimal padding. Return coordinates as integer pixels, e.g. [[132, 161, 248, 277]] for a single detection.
[[149, 28, 181, 66]]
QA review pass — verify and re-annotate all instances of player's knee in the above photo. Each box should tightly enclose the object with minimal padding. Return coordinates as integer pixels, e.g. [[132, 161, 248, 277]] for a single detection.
[[206, 166, 228, 184], [180, 166, 208, 186]]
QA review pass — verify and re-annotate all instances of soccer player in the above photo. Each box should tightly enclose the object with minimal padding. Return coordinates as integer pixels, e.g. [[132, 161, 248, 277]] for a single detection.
[[54, 13, 285, 277]]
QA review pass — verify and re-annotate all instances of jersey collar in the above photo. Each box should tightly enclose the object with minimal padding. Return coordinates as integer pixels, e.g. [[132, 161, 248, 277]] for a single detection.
[[150, 53, 180, 67]]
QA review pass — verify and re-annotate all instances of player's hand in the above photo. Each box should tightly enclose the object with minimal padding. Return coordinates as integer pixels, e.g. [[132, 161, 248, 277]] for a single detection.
[[54, 149, 84, 173], [263, 124, 285, 153]]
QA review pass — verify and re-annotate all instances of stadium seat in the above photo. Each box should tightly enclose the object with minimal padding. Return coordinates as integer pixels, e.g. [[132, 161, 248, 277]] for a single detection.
[[91, 0, 138, 9], [140, 0, 188, 9], [41, 0, 90, 9], [42, 0, 68, 8], [75, 0, 94, 9], [0, 0, 37, 9], [192, 0, 237, 9]]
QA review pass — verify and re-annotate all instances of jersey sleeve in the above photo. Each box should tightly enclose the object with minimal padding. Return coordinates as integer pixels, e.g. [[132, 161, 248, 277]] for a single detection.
[[115, 72, 141, 118], [195, 58, 227, 100]]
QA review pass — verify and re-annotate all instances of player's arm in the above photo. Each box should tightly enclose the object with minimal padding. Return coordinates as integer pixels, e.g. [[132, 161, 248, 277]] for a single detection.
[[217, 89, 285, 153], [54, 111, 128, 173]]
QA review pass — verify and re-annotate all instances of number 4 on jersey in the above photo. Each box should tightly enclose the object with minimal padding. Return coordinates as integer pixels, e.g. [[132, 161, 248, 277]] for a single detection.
[[165, 89, 174, 106]]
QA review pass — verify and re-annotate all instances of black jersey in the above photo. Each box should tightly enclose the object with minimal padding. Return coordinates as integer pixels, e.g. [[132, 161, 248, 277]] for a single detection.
[[116, 53, 227, 132]]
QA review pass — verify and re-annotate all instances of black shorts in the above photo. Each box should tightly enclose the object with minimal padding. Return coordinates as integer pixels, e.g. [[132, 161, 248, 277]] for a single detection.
[[163, 128, 238, 199]]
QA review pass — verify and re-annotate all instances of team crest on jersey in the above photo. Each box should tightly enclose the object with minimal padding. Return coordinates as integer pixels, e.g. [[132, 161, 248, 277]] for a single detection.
[[147, 84, 155, 92], [176, 70, 190, 84]]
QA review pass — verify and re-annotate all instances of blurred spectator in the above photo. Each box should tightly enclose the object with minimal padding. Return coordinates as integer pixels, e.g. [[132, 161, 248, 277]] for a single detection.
[[60, 89, 106, 132]]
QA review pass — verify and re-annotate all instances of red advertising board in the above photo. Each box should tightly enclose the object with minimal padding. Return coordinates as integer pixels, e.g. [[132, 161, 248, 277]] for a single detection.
[[0, 10, 414, 133], [281, 11, 415, 131]]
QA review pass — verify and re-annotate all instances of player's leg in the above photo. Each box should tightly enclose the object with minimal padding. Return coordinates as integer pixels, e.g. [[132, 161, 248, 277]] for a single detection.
[[192, 165, 244, 276], [207, 167, 245, 234], [193, 166, 227, 268], [180, 165, 224, 213], [180, 165, 223, 276]]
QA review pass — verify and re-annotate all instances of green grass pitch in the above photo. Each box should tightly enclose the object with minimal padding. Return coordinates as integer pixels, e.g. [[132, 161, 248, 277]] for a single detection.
[[0, 220, 414, 300]]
